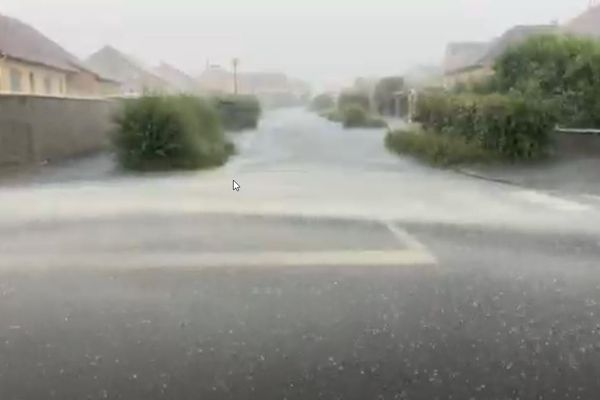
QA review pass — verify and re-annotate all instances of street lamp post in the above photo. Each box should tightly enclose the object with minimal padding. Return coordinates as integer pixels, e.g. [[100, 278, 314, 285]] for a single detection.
[[232, 58, 239, 95]]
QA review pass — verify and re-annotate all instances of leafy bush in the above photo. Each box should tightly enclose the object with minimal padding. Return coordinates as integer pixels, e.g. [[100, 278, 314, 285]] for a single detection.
[[385, 127, 494, 166], [342, 105, 387, 129], [342, 105, 368, 127], [310, 93, 335, 111], [373, 76, 405, 115], [113, 95, 234, 170], [493, 34, 600, 127], [321, 109, 343, 123], [338, 91, 371, 112], [414, 91, 555, 160], [211, 94, 262, 131]]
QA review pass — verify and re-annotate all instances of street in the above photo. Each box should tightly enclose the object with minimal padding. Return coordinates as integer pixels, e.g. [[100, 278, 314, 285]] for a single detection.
[[1, 108, 600, 399]]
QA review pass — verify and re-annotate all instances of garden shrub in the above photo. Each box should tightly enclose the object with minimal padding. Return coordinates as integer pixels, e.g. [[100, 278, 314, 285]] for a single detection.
[[338, 91, 370, 112], [113, 95, 234, 170], [310, 93, 335, 111], [493, 34, 600, 127], [385, 127, 494, 166], [342, 105, 387, 129], [414, 91, 555, 160]]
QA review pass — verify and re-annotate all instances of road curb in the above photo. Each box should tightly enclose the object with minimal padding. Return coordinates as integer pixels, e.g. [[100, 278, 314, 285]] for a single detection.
[[452, 167, 524, 187]]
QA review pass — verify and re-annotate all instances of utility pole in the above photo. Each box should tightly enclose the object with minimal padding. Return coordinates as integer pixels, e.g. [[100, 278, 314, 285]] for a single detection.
[[232, 58, 239, 95]]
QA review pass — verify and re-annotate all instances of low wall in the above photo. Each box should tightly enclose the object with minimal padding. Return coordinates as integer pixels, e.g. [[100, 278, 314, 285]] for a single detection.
[[554, 130, 600, 159], [0, 94, 119, 166]]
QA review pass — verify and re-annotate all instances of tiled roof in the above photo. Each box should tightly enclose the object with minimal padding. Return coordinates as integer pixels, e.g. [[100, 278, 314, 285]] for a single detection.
[[477, 25, 558, 65], [0, 13, 83, 72], [443, 42, 489, 74], [152, 62, 198, 92], [86, 46, 168, 90]]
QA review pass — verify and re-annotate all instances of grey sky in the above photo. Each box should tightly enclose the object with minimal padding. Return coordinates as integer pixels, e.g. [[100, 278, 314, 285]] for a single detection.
[[2, 0, 591, 86]]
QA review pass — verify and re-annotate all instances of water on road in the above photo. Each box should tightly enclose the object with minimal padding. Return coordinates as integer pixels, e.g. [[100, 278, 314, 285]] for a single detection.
[[1, 108, 600, 400]]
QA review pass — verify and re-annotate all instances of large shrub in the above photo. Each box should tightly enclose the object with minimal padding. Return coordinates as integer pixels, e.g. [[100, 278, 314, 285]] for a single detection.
[[373, 76, 405, 115], [414, 91, 556, 160], [113, 95, 234, 170], [338, 91, 370, 112], [493, 34, 600, 127], [211, 94, 262, 131], [310, 93, 335, 111]]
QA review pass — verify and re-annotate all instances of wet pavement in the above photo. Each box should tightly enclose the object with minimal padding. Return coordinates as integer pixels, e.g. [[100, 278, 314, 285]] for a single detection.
[[1, 108, 600, 399]]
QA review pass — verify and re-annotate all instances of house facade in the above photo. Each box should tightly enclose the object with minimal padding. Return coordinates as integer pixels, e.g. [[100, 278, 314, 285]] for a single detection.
[[0, 56, 67, 96], [0, 13, 120, 97], [443, 25, 557, 88]]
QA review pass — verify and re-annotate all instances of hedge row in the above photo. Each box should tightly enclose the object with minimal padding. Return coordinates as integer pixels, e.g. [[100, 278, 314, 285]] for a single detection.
[[113, 95, 234, 171], [414, 91, 556, 160], [385, 127, 494, 166]]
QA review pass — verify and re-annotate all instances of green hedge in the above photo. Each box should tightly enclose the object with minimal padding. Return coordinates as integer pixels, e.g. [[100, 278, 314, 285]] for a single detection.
[[113, 95, 234, 171], [310, 93, 335, 111], [414, 91, 555, 160], [338, 91, 370, 112], [211, 94, 261, 131], [386, 127, 494, 166], [342, 105, 387, 129]]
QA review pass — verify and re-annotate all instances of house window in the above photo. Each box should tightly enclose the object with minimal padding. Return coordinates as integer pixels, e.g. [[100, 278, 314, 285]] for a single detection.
[[10, 69, 22, 92], [29, 72, 35, 93], [44, 76, 52, 94]]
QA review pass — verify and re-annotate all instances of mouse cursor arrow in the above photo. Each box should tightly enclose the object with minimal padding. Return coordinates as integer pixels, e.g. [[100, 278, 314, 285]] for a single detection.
[[232, 180, 240, 192]]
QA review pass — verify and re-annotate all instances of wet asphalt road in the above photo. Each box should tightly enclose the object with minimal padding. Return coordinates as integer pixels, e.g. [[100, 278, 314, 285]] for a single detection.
[[1, 108, 600, 399]]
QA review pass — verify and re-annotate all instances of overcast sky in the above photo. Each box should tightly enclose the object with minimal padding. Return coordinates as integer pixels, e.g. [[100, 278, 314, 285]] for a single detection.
[[2, 0, 591, 87]]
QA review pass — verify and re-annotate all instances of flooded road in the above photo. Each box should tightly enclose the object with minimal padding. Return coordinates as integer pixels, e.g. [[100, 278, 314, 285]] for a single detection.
[[1, 108, 600, 399]]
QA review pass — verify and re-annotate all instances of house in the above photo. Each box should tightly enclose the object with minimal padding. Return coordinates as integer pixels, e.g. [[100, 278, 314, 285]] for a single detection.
[[197, 65, 235, 94], [442, 41, 491, 88], [563, 4, 600, 38], [443, 25, 557, 87], [0, 13, 120, 97], [152, 62, 199, 94], [86, 46, 170, 96]]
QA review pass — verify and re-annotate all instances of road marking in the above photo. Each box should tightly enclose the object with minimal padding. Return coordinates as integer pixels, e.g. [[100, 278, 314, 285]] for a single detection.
[[384, 221, 438, 264], [512, 190, 591, 212], [0, 249, 437, 271]]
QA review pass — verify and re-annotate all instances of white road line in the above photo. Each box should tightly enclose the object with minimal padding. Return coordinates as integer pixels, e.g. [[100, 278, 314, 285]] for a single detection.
[[384, 221, 438, 264], [0, 250, 437, 271], [512, 190, 591, 212]]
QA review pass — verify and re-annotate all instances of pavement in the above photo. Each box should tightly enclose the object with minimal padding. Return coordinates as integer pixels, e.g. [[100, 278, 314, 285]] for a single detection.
[[456, 157, 600, 197], [1, 108, 600, 399]]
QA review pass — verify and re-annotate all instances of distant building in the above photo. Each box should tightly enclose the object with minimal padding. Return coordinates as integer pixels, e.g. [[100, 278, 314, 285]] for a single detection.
[[564, 4, 600, 38], [86, 46, 170, 96], [443, 25, 557, 87], [197, 65, 233, 94], [152, 62, 199, 94], [196, 65, 310, 105], [0, 13, 120, 97]]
